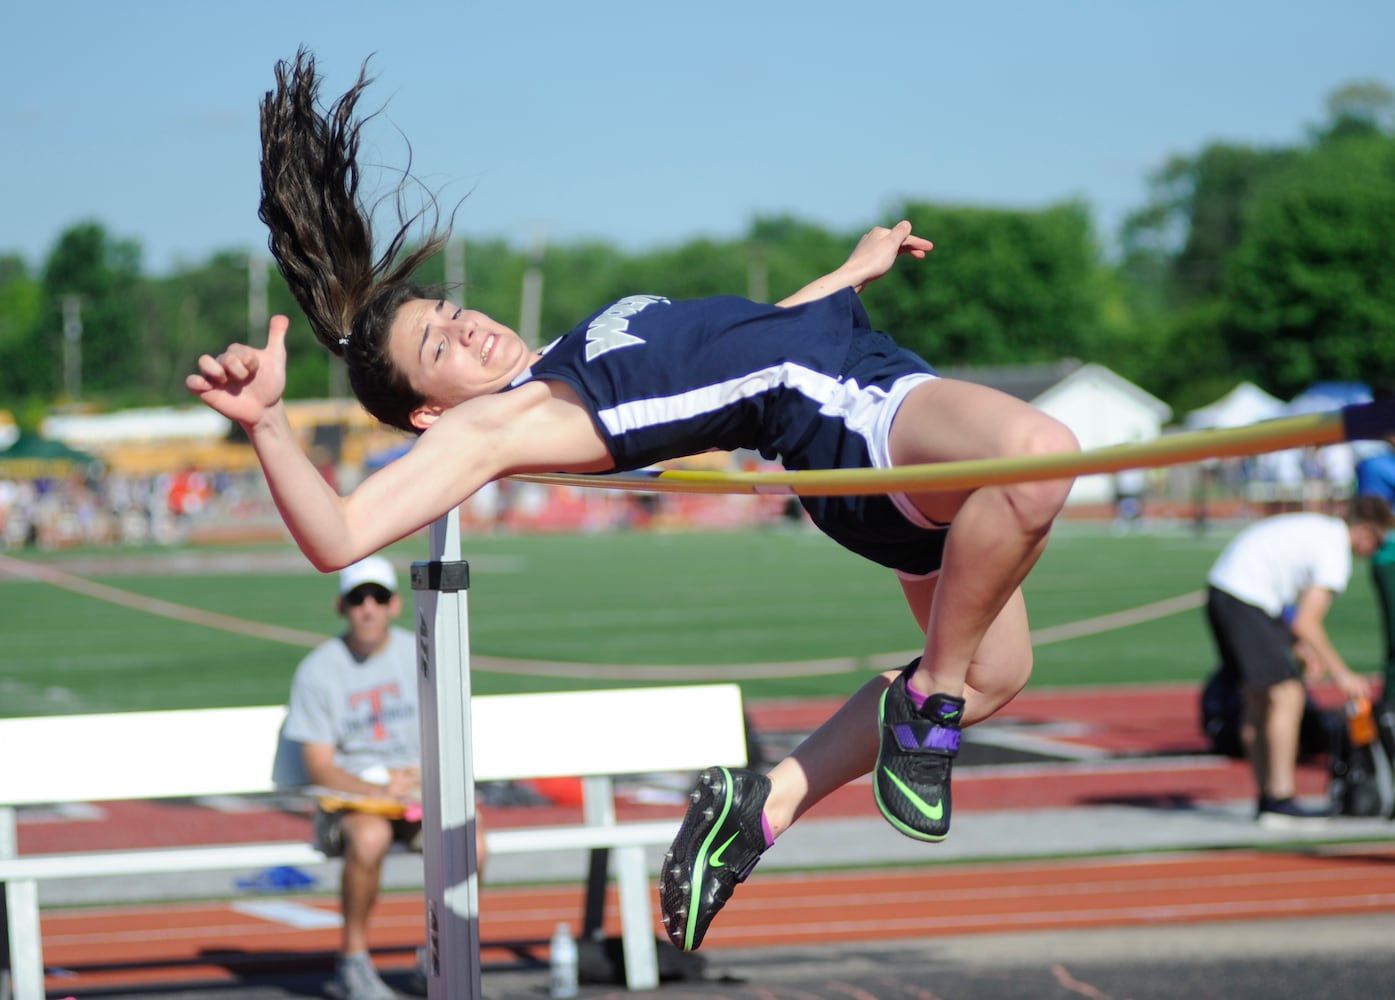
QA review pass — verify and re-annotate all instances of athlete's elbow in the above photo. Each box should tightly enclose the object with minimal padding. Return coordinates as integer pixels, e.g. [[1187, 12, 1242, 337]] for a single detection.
[[295, 537, 359, 575]]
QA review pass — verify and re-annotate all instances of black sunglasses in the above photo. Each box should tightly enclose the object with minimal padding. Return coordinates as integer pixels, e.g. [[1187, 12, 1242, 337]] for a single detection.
[[343, 583, 394, 607]]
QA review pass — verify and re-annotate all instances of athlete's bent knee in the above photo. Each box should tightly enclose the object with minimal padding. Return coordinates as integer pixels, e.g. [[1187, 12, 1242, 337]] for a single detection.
[[1003, 419, 1078, 530]]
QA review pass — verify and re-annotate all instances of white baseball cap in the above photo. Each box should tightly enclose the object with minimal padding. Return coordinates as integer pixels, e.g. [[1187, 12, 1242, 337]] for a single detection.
[[338, 555, 398, 597]]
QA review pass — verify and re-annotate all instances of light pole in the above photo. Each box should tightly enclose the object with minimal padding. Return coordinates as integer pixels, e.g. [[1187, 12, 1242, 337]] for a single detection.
[[446, 237, 467, 307], [60, 294, 83, 401], [247, 253, 268, 341], [519, 232, 545, 349]]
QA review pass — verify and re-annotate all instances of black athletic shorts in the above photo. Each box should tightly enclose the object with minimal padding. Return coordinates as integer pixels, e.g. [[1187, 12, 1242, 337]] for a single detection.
[[1205, 586, 1300, 690], [313, 807, 423, 857]]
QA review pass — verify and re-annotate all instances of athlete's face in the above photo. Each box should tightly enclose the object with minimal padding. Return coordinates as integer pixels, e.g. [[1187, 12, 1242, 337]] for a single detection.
[[388, 298, 535, 429]]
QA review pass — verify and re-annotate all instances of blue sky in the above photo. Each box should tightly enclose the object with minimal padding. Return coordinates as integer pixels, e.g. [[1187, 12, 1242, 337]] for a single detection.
[[3, 1, 1391, 275]]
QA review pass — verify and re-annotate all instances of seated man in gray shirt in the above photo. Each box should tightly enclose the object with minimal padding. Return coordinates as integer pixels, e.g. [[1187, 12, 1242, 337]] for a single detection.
[[283, 555, 483, 999]]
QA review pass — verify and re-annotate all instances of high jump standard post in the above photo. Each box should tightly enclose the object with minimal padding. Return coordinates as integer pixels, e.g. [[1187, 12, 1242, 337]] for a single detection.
[[411, 509, 482, 999]]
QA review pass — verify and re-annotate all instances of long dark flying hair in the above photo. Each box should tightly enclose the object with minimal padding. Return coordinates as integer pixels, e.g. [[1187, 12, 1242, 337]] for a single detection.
[[259, 48, 447, 432]]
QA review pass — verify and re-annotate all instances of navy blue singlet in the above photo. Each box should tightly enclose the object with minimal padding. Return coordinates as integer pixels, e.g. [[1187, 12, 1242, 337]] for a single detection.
[[508, 288, 949, 575]]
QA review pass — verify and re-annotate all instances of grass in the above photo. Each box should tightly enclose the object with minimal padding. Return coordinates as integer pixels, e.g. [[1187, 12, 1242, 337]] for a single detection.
[[1, 521, 1384, 716]]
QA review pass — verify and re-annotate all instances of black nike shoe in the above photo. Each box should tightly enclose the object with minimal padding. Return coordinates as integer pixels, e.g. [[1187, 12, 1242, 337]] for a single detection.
[[659, 765, 771, 952], [873, 663, 965, 842]]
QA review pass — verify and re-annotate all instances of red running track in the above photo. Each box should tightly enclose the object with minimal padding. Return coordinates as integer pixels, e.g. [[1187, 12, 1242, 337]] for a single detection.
[[36, 846, 1395, 993]]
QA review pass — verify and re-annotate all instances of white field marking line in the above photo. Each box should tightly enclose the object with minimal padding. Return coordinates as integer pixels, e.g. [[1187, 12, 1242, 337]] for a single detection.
[[231, 898, 343, 929], [836, 755, 1240, 792], [738, 894, 1395, 940], [47, 911, 427, 948], [192, 794, 278, 814], [14, 802, 104, 823], [472, 590, 1210, 679], [1027, 590, 1206, 646], [797, 898, 1395, 937], [733, 864, 1394, 909], [0, 551, 1206, 675], [967, 722, 1113, 761], [951, 754, 1235, 779], [0, 552, 326, 648], [48, 907, 573, 950]]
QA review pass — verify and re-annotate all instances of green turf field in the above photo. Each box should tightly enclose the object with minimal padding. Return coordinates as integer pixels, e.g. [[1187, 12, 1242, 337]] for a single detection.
[[0, 520, 1384, 716]]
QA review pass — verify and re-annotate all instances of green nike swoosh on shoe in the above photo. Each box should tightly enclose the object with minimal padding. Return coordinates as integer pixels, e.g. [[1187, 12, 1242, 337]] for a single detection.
[[879, 767, 944, 821], [708, 832, 741, 869]]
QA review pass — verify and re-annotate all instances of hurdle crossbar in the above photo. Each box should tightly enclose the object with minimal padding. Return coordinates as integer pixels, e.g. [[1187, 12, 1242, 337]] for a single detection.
[[510, 400, 1395, 498]]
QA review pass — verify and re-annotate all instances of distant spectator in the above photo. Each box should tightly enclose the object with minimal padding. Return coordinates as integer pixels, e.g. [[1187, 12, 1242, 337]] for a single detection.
[[166, 466, 212, 517], [1204, 498, 1394, 827], [1112, 468, 1148, 531]]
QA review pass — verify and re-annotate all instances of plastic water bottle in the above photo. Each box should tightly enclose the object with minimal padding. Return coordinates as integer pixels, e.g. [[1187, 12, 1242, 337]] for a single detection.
[[549, 921, 578, 999], [1347, 697, 1377, 746]]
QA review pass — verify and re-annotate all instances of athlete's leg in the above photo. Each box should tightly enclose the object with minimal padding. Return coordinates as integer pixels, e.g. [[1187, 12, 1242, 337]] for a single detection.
[[898, 576, 1035, 725], [887, 377, 1076, 703], [760, 672, 889, 837], [760, 583, 1033, 837], [866, 378, 1070, 840], [661, 584, 1036, 950]]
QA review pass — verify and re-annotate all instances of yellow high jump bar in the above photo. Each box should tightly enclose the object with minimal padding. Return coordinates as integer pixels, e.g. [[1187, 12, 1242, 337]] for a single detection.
[[512, 400, 1395, 497]]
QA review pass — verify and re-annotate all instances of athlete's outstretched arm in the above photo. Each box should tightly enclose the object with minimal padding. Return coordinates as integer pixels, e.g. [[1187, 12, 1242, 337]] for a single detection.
[[187, 317, 521, 569], [776, 221, 932, 309], [185, 315, 356, 561]]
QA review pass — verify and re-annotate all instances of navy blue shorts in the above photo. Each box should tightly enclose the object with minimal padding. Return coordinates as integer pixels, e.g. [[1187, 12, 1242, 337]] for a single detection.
[[801, 491, 949, 577], [791, 327, 947, 577]]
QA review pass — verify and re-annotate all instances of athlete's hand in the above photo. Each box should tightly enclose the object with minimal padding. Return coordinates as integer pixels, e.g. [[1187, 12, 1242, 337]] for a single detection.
[[185, 315, 290, 428], [774, 221, 932, 308], [843, 221, 933, 293]]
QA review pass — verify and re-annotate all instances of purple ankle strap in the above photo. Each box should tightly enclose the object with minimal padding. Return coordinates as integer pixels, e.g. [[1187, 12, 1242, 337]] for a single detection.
[[892, 722, 961, 754]]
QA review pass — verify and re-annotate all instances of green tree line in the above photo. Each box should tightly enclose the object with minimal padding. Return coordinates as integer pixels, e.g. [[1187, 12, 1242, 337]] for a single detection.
[[2, 81, 1392, 429]]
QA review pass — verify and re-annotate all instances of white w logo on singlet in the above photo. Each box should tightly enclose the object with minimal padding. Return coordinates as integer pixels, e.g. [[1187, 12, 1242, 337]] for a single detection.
[[584, 295, 669, 361]]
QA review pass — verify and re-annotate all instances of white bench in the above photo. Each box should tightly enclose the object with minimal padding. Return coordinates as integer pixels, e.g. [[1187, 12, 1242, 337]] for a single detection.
[[0, 684, 748, 1000]]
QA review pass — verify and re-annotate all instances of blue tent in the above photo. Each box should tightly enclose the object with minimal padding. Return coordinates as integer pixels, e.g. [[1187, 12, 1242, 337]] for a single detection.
[[1286, 381, 1371, 416]]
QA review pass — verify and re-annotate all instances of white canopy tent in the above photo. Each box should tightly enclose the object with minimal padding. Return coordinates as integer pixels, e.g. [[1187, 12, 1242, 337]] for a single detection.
[[1184, 382, 1287, 430]]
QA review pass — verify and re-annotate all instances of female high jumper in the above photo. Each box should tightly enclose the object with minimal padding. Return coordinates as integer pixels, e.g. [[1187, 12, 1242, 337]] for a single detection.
[[186, 49, 1079, 952]]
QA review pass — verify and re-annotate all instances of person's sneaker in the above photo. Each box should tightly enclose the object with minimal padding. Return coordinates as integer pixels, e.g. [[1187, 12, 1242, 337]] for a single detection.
[[334, 951, 396, 1000], [1256, 796, 1331, 830], [873, 664, 965, 842], [659, 765, 771, 952]]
